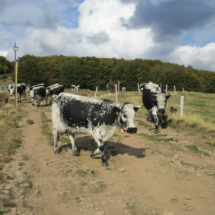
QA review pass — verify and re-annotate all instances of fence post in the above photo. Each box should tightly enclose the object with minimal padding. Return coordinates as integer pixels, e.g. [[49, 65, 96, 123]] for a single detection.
[[166, 84, 168, 92], [115, 84, 118, 103], [174, 85, 176, 92], [137, 84, 140, 94], [180, 96, 184, 117], [15, 62, 18, 108], [94, 87, 98, 98]]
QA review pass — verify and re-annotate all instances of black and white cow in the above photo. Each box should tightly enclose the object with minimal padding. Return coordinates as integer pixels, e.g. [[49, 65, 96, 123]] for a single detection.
[[46, 85, 64, 104], [122, 87, 126, 92], [52, 93, 139, 166], [30, 84, 47, 106], [9, 84, 24, 102], [20, 83, 27, 100], [8, 84, 14, 92], [140, 82, 171, 131], [71, 85, 76, 91], [71, 85, 80, 91]]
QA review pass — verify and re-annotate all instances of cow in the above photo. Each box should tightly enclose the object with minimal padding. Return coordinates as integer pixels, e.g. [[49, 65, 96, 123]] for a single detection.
[[140, 82, 171, 131], [30, 84, 47, 106], [46, 85, 64, 104], [52, 93, 139, 166], [9, 84, 24, 103], [20, 83, 27, 101], [122, 87, 126, 92], [8, 84, 14, 92], [71, 85, 76, 91]]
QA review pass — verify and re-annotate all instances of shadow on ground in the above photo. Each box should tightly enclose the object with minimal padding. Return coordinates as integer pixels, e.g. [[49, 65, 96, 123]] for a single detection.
[[59, 136, 146, 161]]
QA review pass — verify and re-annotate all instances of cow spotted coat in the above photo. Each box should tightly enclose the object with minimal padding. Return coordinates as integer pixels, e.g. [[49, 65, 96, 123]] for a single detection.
[[52, 93, 138, 166]]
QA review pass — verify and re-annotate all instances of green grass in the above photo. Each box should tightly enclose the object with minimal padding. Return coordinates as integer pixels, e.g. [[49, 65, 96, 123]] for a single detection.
[[205, 142, 215, 147], [40, 112, 53, 145], [185, 145, 210, 156], [64, 89, 215, 136], [22, 154, 30, 161], [26, 119, 34, 124], [137, 132, 174, 142]]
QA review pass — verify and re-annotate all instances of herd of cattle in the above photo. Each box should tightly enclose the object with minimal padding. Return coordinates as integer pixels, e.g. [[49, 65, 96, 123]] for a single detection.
[[8, 81, 173, 166], [8, 83, 64, 106]]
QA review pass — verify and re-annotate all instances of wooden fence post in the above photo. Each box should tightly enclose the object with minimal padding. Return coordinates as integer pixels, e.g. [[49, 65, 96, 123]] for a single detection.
[[174, 85, 176, 92], [166, 84, 168, 92], [115, 84, 118, 103], [137, 84, 140, 94], [94, 87, 98, 98], [180, 96, 184, 117]]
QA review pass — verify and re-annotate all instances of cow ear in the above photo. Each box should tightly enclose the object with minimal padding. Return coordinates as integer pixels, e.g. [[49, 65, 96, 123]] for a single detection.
[[113, 107, 121, 115], [134, 107, 139, 112]]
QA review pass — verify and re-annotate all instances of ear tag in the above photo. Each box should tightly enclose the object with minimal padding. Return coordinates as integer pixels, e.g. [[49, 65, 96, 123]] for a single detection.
[[116, 111, 120, 115]]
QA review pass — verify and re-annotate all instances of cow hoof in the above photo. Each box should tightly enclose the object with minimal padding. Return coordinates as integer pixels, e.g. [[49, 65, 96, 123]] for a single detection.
[[154, 128, 159, 131], [73, 151, 80, 156], [102, 162, 109, 167], [54, 149, 60, 154]]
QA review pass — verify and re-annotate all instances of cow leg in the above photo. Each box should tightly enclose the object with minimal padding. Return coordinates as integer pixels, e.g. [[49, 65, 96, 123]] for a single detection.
[[148, 110, 154, 122], [92, 138, 108, 166], [69, 133, 80, 156], [53, 129, 60, 154], [161, 114, 166, 128], [99, 140, 108, 166], [151, 107, 159, 131], [90, 148, 100, 157]]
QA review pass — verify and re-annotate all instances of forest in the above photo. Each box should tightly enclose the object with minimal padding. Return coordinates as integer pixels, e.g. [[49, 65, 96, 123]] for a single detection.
[[1, 54, 215, 92]]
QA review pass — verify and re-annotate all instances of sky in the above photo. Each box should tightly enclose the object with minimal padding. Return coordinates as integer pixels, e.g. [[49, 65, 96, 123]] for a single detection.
[[1, 0, 215, 72]]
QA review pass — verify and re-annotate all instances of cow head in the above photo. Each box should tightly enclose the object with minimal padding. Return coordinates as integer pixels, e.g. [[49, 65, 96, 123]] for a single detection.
[[115, 103, 139, 134], [154, 93, 171, 114], [30, 88, 35, 100], [9, 88, 14, 96]]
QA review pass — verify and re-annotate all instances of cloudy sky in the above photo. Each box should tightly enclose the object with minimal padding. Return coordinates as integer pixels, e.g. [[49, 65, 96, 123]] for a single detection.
[[1, 0, 215, 71]]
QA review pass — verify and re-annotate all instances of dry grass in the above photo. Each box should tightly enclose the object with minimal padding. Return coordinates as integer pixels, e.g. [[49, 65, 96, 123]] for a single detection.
[[0, 95, 25, 165], [64, 89, 215, 135]]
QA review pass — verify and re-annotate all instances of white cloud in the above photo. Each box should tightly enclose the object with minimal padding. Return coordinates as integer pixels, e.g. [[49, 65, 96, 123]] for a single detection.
[[1, 0, 215, 72], [172, 43, 215, 71]]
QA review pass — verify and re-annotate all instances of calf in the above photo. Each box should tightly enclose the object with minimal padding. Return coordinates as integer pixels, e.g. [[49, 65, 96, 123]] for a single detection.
[[52, 93, 139, 166], [9, 84, 23, 102], [140, 82, 171, 130], [30, 85, 47, 106]]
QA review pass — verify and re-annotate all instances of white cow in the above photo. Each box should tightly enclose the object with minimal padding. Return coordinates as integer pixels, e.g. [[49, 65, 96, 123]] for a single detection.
[[52, 93, 139, 166]]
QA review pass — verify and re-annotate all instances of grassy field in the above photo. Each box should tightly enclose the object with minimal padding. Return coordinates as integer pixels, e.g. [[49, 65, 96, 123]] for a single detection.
[[0, 93, 26, 167], [65, 88, 215, 134], [0, 88, 215, 169]]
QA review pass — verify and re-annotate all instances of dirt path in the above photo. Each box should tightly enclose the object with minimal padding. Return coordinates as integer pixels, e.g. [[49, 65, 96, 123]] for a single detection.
[[2, 101, 215, 215]]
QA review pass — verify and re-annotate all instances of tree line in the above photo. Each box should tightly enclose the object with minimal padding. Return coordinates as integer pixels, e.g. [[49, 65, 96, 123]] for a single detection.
[[1, 54, 215, 93]]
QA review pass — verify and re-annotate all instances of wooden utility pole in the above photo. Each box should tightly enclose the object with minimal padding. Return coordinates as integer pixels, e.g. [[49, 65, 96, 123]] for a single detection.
[[15, 62, 18, 108]]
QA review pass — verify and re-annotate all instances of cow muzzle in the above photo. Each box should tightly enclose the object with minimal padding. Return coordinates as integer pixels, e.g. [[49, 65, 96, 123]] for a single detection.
[[127, 127, 137, 134], [158, 108, 165, 114]]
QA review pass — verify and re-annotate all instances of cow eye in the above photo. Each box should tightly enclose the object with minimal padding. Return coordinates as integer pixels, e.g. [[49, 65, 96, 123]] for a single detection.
[[123, 114, 127, 118]]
